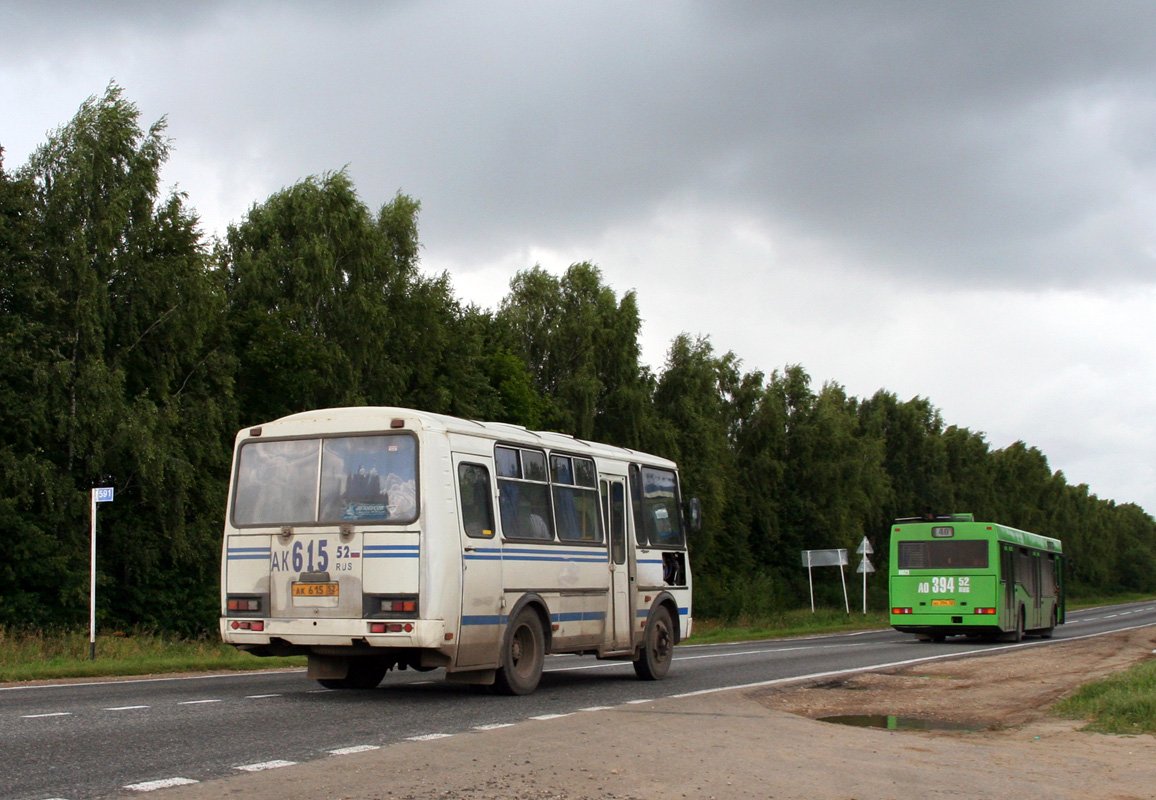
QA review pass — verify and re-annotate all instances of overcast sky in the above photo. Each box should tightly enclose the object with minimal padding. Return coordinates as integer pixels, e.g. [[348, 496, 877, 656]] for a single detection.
[[3, 2, 1155, 514]]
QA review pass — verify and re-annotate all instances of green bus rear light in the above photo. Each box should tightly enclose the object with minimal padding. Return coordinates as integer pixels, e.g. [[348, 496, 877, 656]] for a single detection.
[[892, 607, 913, 615], [974, 607, 997, 615]]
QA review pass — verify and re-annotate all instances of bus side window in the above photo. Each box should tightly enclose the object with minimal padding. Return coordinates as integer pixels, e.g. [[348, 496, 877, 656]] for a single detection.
[[458, 463, 495, 539]]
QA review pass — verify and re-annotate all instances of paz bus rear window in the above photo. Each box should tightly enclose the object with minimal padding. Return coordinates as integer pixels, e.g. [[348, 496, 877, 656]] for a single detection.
[[232, 434, 418, 526], [897, 539, 988, 570]]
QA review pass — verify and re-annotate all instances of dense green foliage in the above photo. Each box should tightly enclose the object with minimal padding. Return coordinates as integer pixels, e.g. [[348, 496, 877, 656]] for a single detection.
[[2, 86, 1154, 634]]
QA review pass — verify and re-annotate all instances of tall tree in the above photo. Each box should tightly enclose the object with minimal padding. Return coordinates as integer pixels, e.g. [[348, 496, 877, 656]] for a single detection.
[[1, 85, 231, 631]]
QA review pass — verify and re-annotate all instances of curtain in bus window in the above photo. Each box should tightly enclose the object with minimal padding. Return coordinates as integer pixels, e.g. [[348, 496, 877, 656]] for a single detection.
[[553, 486, 601, 541], [639, 467, 684, 547], [233, 439, 320, 526], [897, 540, 988, 570], [609, 482, 626, 564], [318, 435, 417, 523], [551, 455, 601, 542], [458, 463, 495, 539], [498, 480, 553, 540]]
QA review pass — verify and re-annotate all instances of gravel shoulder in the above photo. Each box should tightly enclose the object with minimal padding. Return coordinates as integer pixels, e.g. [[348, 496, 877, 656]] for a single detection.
[[129, 627, 1156, 800]]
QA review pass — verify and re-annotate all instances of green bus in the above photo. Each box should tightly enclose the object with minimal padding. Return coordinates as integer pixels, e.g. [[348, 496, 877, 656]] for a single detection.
[[888, 514, 1065, 642]]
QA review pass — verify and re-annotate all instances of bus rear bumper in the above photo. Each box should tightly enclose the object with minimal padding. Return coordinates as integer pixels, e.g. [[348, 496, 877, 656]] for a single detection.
[[220, 617, 448, 651], [892, 622, 1001, 638]]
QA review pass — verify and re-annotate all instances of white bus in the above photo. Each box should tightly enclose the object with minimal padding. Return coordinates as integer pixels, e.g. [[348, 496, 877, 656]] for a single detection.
[[220, 407, 695, 695]]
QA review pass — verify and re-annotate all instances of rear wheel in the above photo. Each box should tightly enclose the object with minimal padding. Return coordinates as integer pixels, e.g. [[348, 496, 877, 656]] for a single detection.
[[633, 605, 674, 681], [1038, 607, 1057, 639], [493, 608, 545, 696], [316, 658, 389, 690], [1004, 607, 1025, 643]]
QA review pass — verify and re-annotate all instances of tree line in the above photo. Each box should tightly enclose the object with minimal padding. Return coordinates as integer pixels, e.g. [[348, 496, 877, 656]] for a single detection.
[[2, 86, 1153, 635]]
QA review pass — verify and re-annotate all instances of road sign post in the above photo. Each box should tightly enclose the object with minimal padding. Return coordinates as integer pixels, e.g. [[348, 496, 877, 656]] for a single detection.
[[90, 487, 114, 661], [801, 549, 849, 613], [856, 537, 875, 614]]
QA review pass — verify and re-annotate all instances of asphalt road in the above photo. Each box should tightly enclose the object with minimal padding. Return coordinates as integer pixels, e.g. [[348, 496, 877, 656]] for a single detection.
[[4, 600, 1154, 800]]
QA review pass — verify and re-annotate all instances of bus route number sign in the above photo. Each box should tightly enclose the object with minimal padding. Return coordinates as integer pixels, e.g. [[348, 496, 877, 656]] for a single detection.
[[94, 487, 114, 503], [916, 576, 971, 594]]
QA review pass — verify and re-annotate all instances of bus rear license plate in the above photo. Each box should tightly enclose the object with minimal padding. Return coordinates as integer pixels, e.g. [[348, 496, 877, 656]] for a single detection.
[[292, 583, 339, 598], [931, 599, 955, 606]]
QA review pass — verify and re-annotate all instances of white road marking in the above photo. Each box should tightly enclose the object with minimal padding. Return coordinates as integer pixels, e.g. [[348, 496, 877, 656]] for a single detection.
[[329, 745, 380, 755], [473, 723, 515, 730], [580, 706, 613, 712], [104, 705, 150, 711], [245, 693, 281, 699], [123, 777, 199, 791], [406, 733, 453, 741], [530, 713, 572, 720], [235, 760, 296, 772], [21, 711, 72, 718], [177, 699, 222, 705]]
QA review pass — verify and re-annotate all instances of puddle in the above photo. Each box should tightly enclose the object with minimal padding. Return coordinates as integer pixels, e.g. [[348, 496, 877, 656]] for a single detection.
[[818, 714, 977, 732]]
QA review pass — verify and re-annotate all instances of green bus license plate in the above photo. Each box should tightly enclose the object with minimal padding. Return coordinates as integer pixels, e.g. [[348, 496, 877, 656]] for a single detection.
[[931, 599, 955, 606], [292, 582, 339, 598]]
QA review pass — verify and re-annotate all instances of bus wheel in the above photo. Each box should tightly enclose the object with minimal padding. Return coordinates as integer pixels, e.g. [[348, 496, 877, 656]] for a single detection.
[[1005, 608, 1025, 643], [634, 605, 674, 681], [316, 658, 388, 690], [494, 608, 545, 696], [1039, 608, 1057, 639]]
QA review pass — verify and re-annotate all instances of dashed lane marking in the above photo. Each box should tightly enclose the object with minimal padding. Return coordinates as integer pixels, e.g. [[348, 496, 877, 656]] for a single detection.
[[235, 760, 297, 772], [329, 745, 380, 755], [21, 712, 72, 718], [123, 777, 199, 791], [406, 733, 453, 741]]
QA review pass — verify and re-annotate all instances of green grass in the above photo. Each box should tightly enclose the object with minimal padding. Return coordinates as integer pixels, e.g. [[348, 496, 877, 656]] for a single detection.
[[0, 627, 303, 684], [686, 608, 889, 644], [1052, 656, 1156, 735]]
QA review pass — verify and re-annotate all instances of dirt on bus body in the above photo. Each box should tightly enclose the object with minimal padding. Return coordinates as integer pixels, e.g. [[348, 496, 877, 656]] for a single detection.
[[146, 626, 1156, 800]]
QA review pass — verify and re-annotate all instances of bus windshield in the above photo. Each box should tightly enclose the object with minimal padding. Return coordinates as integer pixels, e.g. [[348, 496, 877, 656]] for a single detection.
[[232, 434, 418, 526]]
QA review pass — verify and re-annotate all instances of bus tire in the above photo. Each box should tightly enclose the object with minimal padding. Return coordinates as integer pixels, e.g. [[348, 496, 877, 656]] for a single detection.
[[493, 607, 545, 696], [1039, 608, 1057, 639], [316, 658, 388, 690], [633, 605, 674, 681], [1005, 607, 1025, 643]]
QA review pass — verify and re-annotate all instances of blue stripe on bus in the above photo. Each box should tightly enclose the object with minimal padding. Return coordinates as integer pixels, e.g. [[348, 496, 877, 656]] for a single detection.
[[550, 611, 606, 623], [363, 545, 419, 559], [227, 548, 270, 561], [461, 614, 508, 626], [461, 611, 607, 626]]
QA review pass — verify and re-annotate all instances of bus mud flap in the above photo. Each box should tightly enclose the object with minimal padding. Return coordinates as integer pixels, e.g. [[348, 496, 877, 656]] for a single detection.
[[307, 653, 348, 680]]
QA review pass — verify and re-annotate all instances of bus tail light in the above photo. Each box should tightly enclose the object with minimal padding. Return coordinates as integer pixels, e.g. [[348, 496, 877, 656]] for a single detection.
[[229, 620, 265, 631], [369, 622, 414, 634], [974, 607, 998, 615], [891, 607, 913, 615], [364, 594, 419, 618], [227, 597, 261, 613]]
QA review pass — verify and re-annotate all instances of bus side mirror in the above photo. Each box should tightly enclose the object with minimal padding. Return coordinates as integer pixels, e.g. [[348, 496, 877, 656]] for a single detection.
[[688, 497, 702, 533]]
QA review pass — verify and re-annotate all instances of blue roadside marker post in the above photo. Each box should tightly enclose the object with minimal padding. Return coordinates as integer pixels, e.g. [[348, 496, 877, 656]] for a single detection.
[[90, 487, 114, 661]]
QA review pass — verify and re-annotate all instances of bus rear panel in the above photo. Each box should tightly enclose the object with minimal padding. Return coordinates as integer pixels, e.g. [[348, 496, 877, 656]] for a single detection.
[[888, 516, 1063, 641]]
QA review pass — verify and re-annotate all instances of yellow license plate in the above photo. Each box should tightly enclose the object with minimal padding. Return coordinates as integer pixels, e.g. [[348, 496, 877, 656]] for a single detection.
[[931, 599, 955, 606], [292, 582, 339, 597]]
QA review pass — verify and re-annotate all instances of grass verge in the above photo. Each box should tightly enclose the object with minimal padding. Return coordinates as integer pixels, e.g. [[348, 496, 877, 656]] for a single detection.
[[1052, 656, 1156, 735], [685, 608, 889, 645], [0, 628, 303, 684]]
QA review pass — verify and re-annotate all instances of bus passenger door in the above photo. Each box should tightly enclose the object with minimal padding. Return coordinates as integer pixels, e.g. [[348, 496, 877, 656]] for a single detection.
[[601, 477, 632, 650], [453, 454, 504, 668]]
